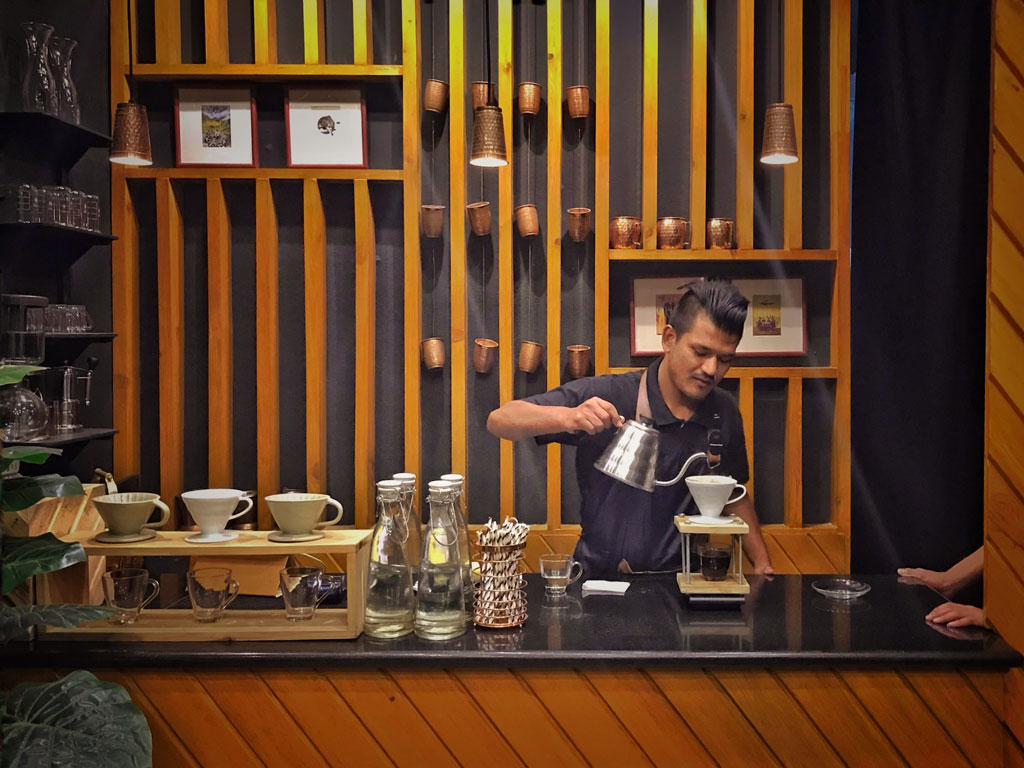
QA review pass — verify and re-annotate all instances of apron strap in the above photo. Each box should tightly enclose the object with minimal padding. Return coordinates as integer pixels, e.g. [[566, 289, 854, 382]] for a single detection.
[[635, 368, 652, 421]]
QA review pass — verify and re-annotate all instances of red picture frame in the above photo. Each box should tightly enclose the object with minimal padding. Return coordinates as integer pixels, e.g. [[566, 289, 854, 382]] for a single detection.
[[284, 87, 369, 169], [174, 86, 259, 168]]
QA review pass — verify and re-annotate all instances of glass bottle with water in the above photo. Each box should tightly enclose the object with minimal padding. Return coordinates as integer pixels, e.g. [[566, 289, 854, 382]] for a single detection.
[[414, 481, 467, 640], [440, 473, 474, 616], [364, 480, 414, 639], [392, 472, 422, 576]]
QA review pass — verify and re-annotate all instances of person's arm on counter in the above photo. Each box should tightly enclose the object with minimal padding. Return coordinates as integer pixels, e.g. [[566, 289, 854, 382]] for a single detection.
[[897, 545, 983, 595], [729, 495, 774, 575], [487, 397, 624, 441], [926, 601, 987, 629]]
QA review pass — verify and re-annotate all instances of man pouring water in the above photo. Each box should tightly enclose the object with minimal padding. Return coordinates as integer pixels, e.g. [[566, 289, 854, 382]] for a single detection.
[[487, 279, 774, 578]]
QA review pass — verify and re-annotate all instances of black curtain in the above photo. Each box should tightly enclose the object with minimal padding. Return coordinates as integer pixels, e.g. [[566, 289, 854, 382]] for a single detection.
[[851, 1, 991, 579]]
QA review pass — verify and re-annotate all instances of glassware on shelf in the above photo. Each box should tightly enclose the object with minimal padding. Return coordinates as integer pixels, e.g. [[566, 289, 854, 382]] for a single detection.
[[1, 294, 47, 364], [439, 473, 474, 616], [84, 194, 100, 231], [0, 383, 50, 442], [364, 480, 415, 639], [68, 189, 85, 229], [0, 184, 35, 224], [414, 481, 467, 641], [48, 36, 79, 124], [17, 22, 58, 115]]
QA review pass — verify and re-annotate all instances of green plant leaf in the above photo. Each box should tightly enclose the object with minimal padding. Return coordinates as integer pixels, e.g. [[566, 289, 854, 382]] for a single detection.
[[0, 474, 85, 514], [1, 533, 86, 596], [0, 671, 151, 768], [0, 447, 62, 474], [0, 365, 44, 389], [0, 604, 115, 643]]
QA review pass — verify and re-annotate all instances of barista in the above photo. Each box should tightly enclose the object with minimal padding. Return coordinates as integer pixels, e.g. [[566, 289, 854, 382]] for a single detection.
[[487, 279, 773, 577]]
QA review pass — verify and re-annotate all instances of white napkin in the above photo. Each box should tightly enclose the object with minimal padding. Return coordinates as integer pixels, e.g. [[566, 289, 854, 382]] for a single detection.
[[581, 580, 630, 596]]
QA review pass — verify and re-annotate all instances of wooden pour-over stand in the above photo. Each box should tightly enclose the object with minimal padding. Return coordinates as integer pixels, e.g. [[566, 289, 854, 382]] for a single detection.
[[674, 515, 750, 597], [39, 529, 371, 641]]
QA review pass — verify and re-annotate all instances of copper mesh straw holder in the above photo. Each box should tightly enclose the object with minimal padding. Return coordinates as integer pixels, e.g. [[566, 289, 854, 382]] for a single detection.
[[421, 337, 445, 369], [609, 216, 642, 249], [473, 337, 498, 373], [518, 340, 543, 373], [518, 81, 542, 115], [566, 344, 591, 379], [472, 81, 494, 110], [423, 79, 449, 113], [566, 85, 589, 118], [567, 207, 591, 242], [706, 217, 734, 249], [760, 102, 798, 163], [514, 204, 539, 237], [421, 204, 445, 238], [110, 102, 153, 165], [657, 217, 690, 249], [466, 201, 492, 235]]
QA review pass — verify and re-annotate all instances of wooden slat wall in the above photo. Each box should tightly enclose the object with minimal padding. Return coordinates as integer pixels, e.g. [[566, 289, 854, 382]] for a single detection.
[[6, 667, 1003, 768], [546, 0, 563, 528], [255, 179, 279, 529], [988, 0, 1024, 655], [156, 179, 184, 524], [449, 1, 467, 483], [303, 179, 327, 495], [499, 0, 515, 520], [353, 179, 377, 526], [207, 179, 233, 488]]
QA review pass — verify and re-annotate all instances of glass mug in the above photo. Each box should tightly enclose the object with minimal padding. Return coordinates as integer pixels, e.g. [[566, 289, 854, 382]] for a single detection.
[[538, 554, 584, 595], [698, 543, 732, 582], [279, 566, 343, 621], [187, 567, 240, 623], [102, 568, 159, 624]]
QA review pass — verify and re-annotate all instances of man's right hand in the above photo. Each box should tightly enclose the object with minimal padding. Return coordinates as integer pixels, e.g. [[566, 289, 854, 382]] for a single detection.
[[563, 397, 625, 435]]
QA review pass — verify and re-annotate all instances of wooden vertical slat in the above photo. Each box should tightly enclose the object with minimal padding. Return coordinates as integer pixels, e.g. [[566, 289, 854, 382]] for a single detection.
[[402, 0, 422, 481], [303, 179, 327, 495], [641, 0, 658, 249], [302, 0, 326, 65], [450, 0, 467, 482], [154, 0, 181, 64], [207, 179, 233, 488], [353, 0, 374, 65], [546, 0, 563, 528], [255, 179, 279, 528], [204, 0, 230, 64], [690, 0, 708, 249], [354, 179, 377, 525], [254, 0, 278, 65], [499, 0, 515, 519], [783, 0, 803, 248], [829, 0, 852, 550], [736, 0, 754, 249], [784, 376, 802, 527], [739, 375, 754, 499], [111, 171, 140, 479], [156, 179, 184, 525], [594, 0, 611, 372]]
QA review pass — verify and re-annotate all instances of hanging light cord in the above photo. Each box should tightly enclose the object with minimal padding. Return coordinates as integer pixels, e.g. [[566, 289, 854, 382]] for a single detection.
[[127, 0, 135, 102], [485, 0, 494, 106]]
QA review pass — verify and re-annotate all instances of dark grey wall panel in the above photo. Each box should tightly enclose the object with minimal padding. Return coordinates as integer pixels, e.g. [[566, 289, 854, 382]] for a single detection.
[[372, 0, 403, 65], [227, 0, 255, 63], [707, 0, 737, 223], [803, 0, 830, 249], [753, 0, 784, 248], [180, 0, 204, 64], [802, 377, 834, 525], [752, 377, 785, 524], [180, 181, 209, 491], [325, 0, 356, 64], [657, 0, 692, 219], [275, 0, 305, 64], [608, 0, 642, 218]]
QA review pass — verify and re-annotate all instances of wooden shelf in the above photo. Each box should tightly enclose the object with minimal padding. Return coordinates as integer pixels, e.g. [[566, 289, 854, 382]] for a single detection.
[[124, 167, 403, 181], [6, 427, 117, 448], [607, 248, 838, 261], [64, 528, 369, 557], [130, 64, 402, 81], [607, 366, 839, 378]]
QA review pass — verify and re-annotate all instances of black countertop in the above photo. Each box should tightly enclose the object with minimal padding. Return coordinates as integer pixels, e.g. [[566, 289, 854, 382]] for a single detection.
[[3, 574, 1020, 669]]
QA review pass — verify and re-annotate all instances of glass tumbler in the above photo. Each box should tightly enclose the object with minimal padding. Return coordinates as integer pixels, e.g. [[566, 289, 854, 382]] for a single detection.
[[102, 568, 160, 624]]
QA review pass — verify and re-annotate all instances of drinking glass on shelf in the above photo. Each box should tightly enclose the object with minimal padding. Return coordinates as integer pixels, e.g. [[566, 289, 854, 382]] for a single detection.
[[102, 568, 160, 625], [31, 186, 46, 223], [68, 189, 84, 229], [84, 194, 100, 231]]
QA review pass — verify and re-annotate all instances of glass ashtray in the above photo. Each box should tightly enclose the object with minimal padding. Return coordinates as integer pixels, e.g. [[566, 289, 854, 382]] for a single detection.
[[811, 578, 871, 600]]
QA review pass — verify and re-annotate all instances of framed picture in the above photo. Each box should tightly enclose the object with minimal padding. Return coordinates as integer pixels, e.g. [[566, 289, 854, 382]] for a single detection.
[[174, 87, 257, 167], [285, 87, 368, 168], [630, 277, 806, 356]]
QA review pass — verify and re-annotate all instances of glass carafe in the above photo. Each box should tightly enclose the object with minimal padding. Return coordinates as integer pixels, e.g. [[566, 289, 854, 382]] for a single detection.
[[18, 22, 58, 115], [439, 473, 474, 615], [364, 480, 415, 639], [392, 472, 422, 574], [414, 481, 467, 640], [0, 383, 49, 442], [48, 37, 78, 124]]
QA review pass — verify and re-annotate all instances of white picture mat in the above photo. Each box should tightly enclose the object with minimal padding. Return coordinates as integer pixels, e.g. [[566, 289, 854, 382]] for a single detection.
[[177, 88, 254, 166], [287, 88, 365, 167], [631, 277, 805, 356]]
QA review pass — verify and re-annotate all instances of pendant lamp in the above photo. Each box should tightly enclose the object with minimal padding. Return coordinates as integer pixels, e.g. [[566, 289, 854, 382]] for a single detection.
[[469, 0, 508, 168], [110, 0, 152, 166]]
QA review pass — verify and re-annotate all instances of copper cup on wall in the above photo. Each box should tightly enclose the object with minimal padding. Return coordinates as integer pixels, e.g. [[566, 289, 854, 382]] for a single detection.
[[473, 338, 498, 374], [706, 217, 734, 249], [518, 82, 542, 115], [472, 81, 494, 110], [566, 344, 591, 379], [566, 85, 589, 118], [567, 207, 591, 242], [466, 201, 492, 235], [657, 217, 690, 249], [421, 204, 446, 238], [421, 338, 446, 370], [423, 79, 449, 113], [609, 216, 642, 249], [514, 204, 540, 237], [518, 340, 543, 373]]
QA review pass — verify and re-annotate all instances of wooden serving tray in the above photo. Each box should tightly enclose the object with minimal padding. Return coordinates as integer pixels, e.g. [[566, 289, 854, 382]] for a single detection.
[[39, 529, 371, 642], [673, 515, 750, 535], [676, 572, 751, 595]]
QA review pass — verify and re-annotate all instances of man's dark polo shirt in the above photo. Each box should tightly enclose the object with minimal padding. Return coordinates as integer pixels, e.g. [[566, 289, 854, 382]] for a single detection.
[[523, 358, 749, 577]]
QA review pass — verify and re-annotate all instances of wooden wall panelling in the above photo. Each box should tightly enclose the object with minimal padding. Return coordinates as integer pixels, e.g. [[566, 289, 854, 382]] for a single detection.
[[450, 0, 467, 481], [783, 0, 803, 248], [112, 171, 140, 479], [254, 0, 278, 66], [204, 0, 230, 65], [995, 45, 1024, 162], [207, 179, 233, 488], [991, 221, 1024, 333], [255, 179, 280, 528], [546, 0, 562, 528], [766, 526, 836, 573], [985, 535, 1024, 654], [353, 0, 374, 65], [594, 0, 610, 372], [156, 179, 184, 525], [302, 0, 327, 65], [736, 0, 754, 249], [499, 0, 515, 519], [991, 302, 1024, 408], [353, 179, 376, 525], [988, 463, 1024, 581], [784, 376, 802, 527], [153, 0, 181, 64], [303, 179, 327, 495], [1007, 667, 1024, 752], [739, 374, 755, 500], [402, 0, 422, 482], [989, 384, 1024, 504], [690, 0, 708, 250], [641, 0, 658, 250], [995, 0, 1024, 85], [993, 140, 1024, 248], [127, 168, 404, 180]]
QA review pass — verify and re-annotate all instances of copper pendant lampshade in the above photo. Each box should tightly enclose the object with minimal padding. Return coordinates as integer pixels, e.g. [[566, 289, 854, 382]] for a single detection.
[[470, 105, 508, 167], [110, 102, 153, 166], [760, 102, 798, 165]]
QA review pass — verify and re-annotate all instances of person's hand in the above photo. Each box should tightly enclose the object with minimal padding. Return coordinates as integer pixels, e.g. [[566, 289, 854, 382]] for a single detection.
[[925, 601, 986, 628], [897, 566, 950, 592], [753, 560, 775, 577], [564, 397, 624, 435]]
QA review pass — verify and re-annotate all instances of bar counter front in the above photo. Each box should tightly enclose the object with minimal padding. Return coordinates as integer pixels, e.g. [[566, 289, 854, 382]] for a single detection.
[[5, 573, 1020, 767]]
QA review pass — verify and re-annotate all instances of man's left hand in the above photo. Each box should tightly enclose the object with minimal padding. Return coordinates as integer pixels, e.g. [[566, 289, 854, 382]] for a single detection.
[[753, 561, 774, 577]]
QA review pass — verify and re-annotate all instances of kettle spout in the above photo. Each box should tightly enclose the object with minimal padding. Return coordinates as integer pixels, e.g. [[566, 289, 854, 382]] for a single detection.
[[654, 451, 711, 488]]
